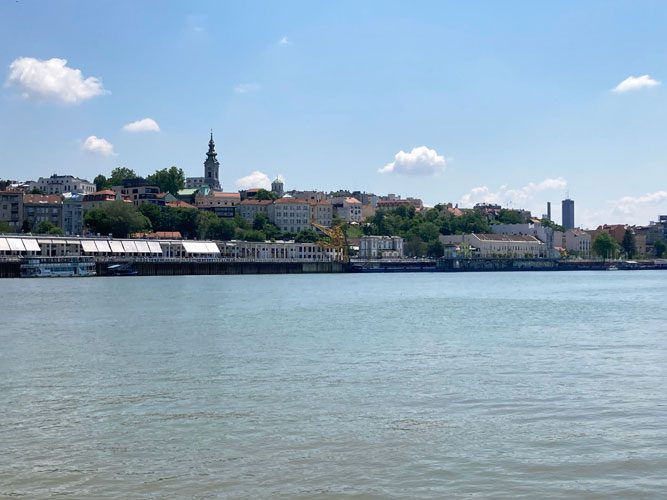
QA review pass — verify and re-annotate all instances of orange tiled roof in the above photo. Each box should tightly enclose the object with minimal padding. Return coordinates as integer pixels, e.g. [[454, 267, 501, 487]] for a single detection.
[[23, 194, 63, 204], [239, 199, 273, 205], [167, 200, 196, 209], [275, 197, 310, 204]]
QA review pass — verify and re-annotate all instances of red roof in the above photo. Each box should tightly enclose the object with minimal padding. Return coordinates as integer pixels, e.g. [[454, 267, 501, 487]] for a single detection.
[[239, 199, 273, 206], [167, 200, 196, 209], [23, 194, 63, 204], [275, 197, 310, 204]]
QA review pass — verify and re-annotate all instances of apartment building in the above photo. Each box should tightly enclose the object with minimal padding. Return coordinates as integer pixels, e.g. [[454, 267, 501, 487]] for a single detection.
[[0, 191, 24, 232]]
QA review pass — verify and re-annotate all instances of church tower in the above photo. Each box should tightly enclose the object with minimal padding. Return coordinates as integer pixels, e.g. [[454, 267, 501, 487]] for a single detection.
[[204, 131, 221, 190], [271, 177, 284, 197]]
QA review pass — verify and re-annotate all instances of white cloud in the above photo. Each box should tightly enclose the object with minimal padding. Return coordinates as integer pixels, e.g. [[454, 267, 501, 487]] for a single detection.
[[235, 171, 271, 190], [82, 135, 115, 156], [123, 118, 160, 132], [612, 190, 667, 216], [612, 75, 660, 93], [234, 83, 260, 94], [6, 57, 107, 103], [378, 146, 446, 175], [460, 177, 567, 207], [279, 36, 290, 45], [577, 190, 667, 228]]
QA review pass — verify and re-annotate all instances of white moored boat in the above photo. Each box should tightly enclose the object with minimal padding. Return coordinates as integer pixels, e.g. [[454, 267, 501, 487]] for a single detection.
[[20, 257, 97, 278]]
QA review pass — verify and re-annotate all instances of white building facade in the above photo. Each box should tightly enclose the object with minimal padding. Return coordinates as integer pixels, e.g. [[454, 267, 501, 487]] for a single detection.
[[440, 233, 546, 258], [359, 236, 404, 259], [33, 175, 95, 195]]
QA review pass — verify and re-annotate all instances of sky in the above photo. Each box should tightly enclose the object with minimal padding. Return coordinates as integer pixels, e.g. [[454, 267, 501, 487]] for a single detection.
[[1, 0, 667, 228]]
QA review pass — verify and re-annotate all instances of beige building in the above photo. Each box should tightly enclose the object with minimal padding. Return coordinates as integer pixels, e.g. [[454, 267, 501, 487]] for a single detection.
[[82, 190, 120, 212], [23, 194, 63, 231], [237, 199, 272, 223], [563, 229, 591, 257], [112, 181, 162, 206], [195, 192, 241, 218], [219, 240, 340, 261], [32, 174, 95, 195], [440, 233, 546, 258], [268, 198, 312, 233], [359, 236, 404, 259], [332, 197, 363, 223], [0, 191, 23, 232], [311, 200, 333, 227]]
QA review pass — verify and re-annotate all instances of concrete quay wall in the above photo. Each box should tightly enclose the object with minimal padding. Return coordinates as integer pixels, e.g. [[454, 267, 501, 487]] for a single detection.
[[96, 260, 346, 276]]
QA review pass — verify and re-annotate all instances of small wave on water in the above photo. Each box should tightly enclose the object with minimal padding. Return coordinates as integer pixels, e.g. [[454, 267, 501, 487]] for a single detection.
[[1, 272, 666, 497]]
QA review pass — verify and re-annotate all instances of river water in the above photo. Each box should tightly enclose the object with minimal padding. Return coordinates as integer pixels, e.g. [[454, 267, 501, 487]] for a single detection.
[[1, 271, 666, 498]]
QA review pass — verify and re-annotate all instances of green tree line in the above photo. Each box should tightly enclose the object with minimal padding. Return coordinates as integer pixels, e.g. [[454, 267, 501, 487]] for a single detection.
[[94, 166, 186, 196], [84, 201, 322, 242]]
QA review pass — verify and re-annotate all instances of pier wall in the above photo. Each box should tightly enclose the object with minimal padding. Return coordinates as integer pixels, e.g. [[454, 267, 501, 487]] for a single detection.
[[438, 258, 559, 272], [0, 260, 20, 278], [96, 260, 345, 276]]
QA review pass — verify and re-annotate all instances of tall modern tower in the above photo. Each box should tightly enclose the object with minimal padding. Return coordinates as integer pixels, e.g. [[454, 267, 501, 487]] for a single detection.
[[562, 198, 574, 230], [204, 131, 221, 190]]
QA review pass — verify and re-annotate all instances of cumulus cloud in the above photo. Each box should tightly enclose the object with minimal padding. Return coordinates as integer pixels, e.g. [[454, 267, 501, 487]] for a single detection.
[[82, 135, 115, 156], [6, 57, 107, 103], [123, 118, 160, 132], [577, 189, 667, 228], [612, 190, 667, 216], [279, 36, 290, 45], [234, 83, 260, 94], [612, 75, 660, 93], [235, 171, 271, 190], [460, 177, 567, 207], [378, 146, 446, 175]]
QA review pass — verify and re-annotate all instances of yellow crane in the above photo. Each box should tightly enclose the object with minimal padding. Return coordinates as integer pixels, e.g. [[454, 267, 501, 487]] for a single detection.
[[311, 222, 349, 263]]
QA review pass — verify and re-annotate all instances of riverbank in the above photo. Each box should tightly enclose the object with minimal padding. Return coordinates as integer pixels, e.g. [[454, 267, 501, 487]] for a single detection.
[[2, 257, 666, 278]]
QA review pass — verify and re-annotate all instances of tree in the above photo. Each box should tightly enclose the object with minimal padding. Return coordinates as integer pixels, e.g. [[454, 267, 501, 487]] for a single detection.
[[207, 218, 236, 241], [540, 218, 564, 232], [253, 212, 270, 231], [255, 189, 277, 201], [29, 187, 44, 195], [0, 221, 13, 233], [592, 232, 619, 260], [195, 211, 219, 239], [234, 214, 250, 230], [108, 167, 138, 187], [427, 240, 444, 258], [93, 174, 110, 191], [36, 221, 63, 235], [496, 209, 525, 224], [146, 166, 185, 195], [654, 240, 666, 258], [295, 228, 319, 243], [237, 229, 267, 242], [621, 229, 637, 258], [404, 235, 427, 257], [84, 201, 151, 238], [415, 222, 439, 242]]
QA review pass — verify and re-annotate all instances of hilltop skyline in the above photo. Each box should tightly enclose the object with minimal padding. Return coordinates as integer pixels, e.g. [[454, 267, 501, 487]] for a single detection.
[[2, 1, 667, 228]]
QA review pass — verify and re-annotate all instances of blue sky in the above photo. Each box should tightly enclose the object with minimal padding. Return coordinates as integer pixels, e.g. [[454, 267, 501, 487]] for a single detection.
[[2, 0, 667, 228]]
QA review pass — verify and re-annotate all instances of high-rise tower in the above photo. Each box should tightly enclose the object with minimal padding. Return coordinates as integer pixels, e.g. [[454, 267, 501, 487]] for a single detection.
[[204, 131, 221, 190], [562, 198, 574, 230]]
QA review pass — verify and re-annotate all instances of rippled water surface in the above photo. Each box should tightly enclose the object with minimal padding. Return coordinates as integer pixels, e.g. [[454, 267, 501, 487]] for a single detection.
[[1, 271, 666, 498]]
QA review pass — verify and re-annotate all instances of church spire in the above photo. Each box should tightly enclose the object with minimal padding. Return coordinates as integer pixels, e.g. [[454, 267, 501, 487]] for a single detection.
[[204, 130, 221, 190], [208, 130, 216, 155]]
